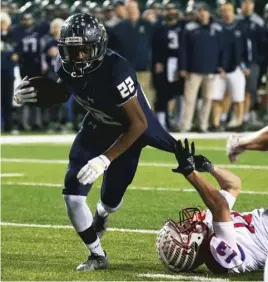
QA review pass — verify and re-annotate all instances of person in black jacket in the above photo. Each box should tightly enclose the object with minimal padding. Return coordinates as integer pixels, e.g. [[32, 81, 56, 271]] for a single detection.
[[108, 0, 154, 107], [1, 12, 18, 132], [179, 3, 226, 132]]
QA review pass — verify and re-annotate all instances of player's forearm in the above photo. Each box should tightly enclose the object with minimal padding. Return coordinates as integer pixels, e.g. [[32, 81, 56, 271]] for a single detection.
[[104, 120, 147, 161], [239, 126, 268, 151], [186, 171, 231, 222], [210, 166, 241, 198]]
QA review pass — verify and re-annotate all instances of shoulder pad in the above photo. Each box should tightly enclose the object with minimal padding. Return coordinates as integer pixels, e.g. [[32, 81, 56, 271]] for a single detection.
[[211, 22, 223, 31], [185, 21, 199, 31], [251, 13, 264, 27]]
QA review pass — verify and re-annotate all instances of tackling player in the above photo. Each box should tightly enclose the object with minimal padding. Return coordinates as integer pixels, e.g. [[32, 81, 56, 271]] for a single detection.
[[157, 139, 268, 274], [227, 125, 268, 163], [14, 13, 177, 271]]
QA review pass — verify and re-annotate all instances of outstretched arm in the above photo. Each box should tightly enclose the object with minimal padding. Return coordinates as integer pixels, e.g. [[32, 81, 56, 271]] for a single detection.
[[186, 171, 232, 222], [227, 126, 268, 163], [238, 126, 268, 151], [210, 166, 241, 199], [173, 139, 232, 222]]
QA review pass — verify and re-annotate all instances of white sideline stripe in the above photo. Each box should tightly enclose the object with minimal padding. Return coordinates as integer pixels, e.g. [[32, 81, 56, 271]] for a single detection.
[[0, 132, 252, 144], [0, 222, 158, 234], [0, 173, 24, 177], [2, 181, 268, 195], [136, 273, 229, 282], [2, 158, 268, 170]]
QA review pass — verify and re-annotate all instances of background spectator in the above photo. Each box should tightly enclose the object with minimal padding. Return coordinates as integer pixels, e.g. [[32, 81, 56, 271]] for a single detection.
[[1, 0, 268, 134], [103, 1, 121, 28], [113, 0, 128, 20], [179, 3, 226, 132], [212, 2, 247, 131], [1, 12, 18, 133], [238, 0, 265, 128], [152, 1, 184, 130], [108, 0, 154, 106]]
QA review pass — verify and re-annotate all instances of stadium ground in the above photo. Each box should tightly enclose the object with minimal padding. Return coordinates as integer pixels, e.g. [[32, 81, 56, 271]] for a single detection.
[[1, 134, 267, 281]]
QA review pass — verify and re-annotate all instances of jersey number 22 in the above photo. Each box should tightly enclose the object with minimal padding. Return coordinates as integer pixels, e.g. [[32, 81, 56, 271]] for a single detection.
[[117, 76, 135, 98]]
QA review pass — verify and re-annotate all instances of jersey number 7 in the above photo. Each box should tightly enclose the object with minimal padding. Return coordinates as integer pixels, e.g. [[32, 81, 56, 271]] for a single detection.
[[117, 76, 135, 98]]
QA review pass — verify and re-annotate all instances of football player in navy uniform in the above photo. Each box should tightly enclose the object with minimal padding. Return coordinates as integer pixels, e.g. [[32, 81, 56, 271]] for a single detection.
[[14, 14, 177, 271], [152, 1, 184, 130], [13, 12, 44, 130], [13, 13, 43, 78]]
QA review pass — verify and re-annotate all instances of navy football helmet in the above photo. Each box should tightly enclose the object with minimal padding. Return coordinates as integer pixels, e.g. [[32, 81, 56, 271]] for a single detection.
[[58, 13, 107, 77]]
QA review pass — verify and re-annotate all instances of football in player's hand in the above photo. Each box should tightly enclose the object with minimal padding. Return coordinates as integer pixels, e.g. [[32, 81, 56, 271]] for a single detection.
[[24, 77, 70, 108]]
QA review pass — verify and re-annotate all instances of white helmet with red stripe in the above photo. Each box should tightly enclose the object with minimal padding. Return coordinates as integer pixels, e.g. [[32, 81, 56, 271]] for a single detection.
[[156, 208, 208, 272]]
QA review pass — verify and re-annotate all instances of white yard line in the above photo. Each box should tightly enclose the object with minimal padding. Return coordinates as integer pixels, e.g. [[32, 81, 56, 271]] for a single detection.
[[0, 173, 24, 177], [2, 157, 268, 170], [0, 221, 158, 234], [2, 181, 268, 195], [136, 273, 229, 281], [145, 146, 226, 151], [0, 132, 251, 145]]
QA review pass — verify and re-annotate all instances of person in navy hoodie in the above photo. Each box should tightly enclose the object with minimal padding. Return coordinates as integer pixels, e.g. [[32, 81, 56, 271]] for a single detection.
[[179, 2, 226, 132], [212, 2, 249, 131], [108, 1, 154, 107]]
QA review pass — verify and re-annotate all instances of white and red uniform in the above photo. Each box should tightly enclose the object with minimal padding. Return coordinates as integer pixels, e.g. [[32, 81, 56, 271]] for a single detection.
[[201, 190, 268, 273]]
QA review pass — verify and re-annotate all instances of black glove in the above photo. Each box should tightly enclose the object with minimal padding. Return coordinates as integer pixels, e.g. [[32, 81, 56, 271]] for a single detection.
[[194, 155, 213, 173], [172, 139, 195, 176]]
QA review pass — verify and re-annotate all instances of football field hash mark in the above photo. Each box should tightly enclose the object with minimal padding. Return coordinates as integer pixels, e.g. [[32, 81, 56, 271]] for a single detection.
[[136, 273, 230, 281], [2, 181, 268, 195], [2, 158, 268, 170]]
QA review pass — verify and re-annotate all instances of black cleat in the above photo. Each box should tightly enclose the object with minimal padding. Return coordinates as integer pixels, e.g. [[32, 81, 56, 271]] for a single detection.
[[76, 252, 108, 271]]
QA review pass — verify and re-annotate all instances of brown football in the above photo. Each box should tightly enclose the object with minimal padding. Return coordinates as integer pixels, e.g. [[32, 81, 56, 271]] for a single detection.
[[26, 77, 70, 108]]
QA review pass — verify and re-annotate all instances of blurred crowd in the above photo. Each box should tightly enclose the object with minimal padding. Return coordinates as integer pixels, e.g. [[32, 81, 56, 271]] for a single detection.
[[1, 0, 268, 133]]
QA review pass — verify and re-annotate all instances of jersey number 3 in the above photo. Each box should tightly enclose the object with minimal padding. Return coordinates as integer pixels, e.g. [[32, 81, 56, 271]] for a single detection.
[[117, 76, 135, 98]]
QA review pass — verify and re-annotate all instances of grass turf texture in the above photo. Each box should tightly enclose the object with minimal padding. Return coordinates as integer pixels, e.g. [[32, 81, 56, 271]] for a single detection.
[[1, 139, 267, 281]]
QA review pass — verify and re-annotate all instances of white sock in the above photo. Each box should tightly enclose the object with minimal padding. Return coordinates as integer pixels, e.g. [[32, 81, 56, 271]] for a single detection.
[[86, 237, 105, 257], [156, 112, 166, 128], [97, 201, 109, 218]]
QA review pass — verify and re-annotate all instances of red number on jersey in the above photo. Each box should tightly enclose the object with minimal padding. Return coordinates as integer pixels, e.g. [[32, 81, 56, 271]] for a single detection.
[[231, 212, 255, 233]]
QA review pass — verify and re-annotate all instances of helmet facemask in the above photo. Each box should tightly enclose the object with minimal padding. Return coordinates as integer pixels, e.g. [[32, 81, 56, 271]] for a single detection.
[[58, 38, 106, 77], [156, 208, 208, 272]]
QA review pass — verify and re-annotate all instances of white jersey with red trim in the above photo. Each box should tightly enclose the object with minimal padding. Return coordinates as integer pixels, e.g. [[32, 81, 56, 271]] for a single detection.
[[202, 191, 268, 273]]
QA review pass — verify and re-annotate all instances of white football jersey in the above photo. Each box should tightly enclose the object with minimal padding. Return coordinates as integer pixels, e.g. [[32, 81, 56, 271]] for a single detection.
[[203, 191, 268, 273]]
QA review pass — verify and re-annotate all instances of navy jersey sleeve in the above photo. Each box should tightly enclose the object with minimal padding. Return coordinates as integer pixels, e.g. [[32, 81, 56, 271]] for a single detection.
[[111, 57, 138, 107]]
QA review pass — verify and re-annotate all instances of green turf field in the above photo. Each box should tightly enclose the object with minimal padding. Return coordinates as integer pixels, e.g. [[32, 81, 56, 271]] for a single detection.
[[1, 137, 267, 281]]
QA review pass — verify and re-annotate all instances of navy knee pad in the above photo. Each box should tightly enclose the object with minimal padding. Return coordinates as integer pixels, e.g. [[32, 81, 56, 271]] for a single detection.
[[63, 167, 92, 196]]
